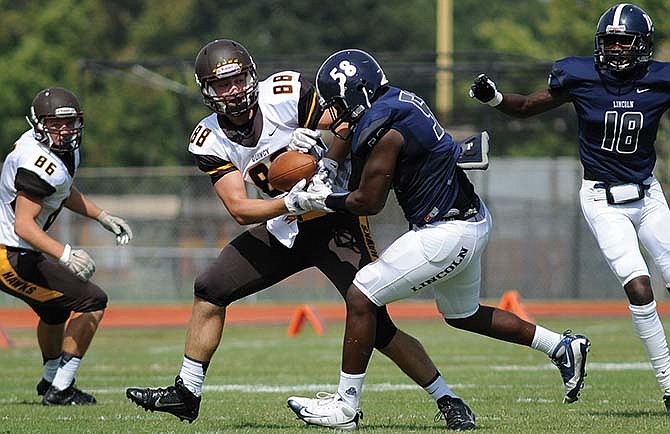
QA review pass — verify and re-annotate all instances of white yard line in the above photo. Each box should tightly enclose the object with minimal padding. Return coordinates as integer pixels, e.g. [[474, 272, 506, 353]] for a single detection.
[[86, 361, 653, 394]]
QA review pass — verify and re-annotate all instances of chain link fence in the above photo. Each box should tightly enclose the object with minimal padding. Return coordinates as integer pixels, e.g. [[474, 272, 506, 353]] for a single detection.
[[3, 160, 667, 307]]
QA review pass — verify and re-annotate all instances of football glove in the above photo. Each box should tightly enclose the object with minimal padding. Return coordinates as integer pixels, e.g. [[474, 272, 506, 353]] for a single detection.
[[309, 157, 339, 191], [284, 179, 333, 214], [469, 73, 503, 107], [97, 210, 133, 245], [59, 244, 96, 281], [288, 128, 321, 153]]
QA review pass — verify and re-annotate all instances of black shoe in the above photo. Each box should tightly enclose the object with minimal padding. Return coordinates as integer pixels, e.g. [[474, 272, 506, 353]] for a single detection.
[[435, 396, 476, 431], [42, 383, 96, 405], [664, 394, 670, 415], [126, 376, 201, 423], [36, 378, 51, 396]]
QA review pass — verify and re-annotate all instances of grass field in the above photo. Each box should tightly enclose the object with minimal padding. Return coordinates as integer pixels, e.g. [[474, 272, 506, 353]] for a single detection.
[[2, 316, 670, 433]]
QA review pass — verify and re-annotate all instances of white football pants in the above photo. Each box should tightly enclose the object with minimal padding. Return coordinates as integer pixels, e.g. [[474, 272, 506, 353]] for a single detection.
[[580, 176, 670, 286], [353, 201, 492, 319]]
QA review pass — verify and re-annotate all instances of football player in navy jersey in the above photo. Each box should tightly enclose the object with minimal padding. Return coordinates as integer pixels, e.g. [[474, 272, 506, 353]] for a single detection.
[[126, 39, 477, 425], [470, 3, 670, 414], [0, 87, 132, 405], [286, 49, 590, 430]]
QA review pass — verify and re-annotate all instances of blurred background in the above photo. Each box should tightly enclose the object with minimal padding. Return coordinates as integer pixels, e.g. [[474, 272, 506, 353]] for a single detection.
[[1, 0, 669, 305]]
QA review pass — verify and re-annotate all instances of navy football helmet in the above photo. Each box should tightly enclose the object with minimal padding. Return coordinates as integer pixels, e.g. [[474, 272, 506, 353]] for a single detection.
[[594, 3, 653, 71], [27, 87, 84, 152], [315, 49, 388, 138], [194, 39, 258, 116]]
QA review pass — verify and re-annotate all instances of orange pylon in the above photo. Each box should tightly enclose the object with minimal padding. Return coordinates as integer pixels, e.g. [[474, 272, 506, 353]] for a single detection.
[[287, 304, 325, 336], [497, 290, 533, 322]]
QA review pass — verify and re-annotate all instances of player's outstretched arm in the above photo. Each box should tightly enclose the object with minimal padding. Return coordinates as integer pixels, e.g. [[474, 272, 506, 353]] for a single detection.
[[469, 73, 570, 118]]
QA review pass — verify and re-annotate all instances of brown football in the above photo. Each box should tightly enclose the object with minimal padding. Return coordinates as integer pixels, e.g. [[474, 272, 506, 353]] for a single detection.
[[268, 150, 318, 192]]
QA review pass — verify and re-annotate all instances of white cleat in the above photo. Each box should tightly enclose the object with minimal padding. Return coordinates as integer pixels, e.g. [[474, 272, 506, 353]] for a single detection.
[[288, 392, 362, 430]]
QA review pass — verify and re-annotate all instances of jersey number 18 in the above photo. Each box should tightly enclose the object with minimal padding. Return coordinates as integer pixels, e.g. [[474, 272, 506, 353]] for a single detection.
[[601, 111, 643, 154]]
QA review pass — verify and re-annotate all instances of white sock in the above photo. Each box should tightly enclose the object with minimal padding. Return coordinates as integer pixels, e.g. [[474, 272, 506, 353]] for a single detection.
[[531, 325, 563, 356], [179, 355, 208, 397], [630, 301, 670, 393], [423, 373, 457, 401], [51, 353, 81, 391], [337, 371, 365, 409], [42, 355, 62, 382]]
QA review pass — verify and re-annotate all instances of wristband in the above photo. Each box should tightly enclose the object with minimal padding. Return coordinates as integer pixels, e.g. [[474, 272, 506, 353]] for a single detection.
[[59, 244, 72, 264], [325, 193, 350, 212], [488, 91, 503, 107]]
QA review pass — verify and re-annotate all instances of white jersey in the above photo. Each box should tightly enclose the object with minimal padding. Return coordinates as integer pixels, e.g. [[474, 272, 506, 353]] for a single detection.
[[189, 71, 306, 198], [189, 71, 324, 247], [0, 130, 78, 250]]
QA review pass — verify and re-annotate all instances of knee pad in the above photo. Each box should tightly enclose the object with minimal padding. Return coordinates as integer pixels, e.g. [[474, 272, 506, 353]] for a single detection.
[[374, 306, 398, 349]]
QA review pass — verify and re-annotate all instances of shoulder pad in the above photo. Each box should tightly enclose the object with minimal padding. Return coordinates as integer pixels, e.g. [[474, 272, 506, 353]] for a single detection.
[[188, 116, 222, 156], [15, 147, 68, 187], [549, 56, 595, 90]]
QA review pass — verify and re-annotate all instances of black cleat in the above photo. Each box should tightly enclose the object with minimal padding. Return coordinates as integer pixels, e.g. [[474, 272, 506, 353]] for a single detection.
[[36, 378, 51, 396], [42, 383, 96, 405], [664, 394, 670, 415], [126, 376, 201, 423], [435, 396, 476, 431]]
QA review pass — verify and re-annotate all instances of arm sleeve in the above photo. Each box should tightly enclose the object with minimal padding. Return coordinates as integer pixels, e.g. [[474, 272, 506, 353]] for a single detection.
[[14, 168, 56, 198], [191, 153, 238, 185], [297, 76, 324, 129]]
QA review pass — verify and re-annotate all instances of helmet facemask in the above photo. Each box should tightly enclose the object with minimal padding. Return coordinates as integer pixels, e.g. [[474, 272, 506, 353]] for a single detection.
[[323, 94, 367, 140], [595, 32, 652, 71], [28, 105, 84, 153], [199, 68, 258, 116]]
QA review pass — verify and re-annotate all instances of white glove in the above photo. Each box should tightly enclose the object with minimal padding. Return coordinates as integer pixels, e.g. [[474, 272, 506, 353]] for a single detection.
[[58, 244, 96, 281], [97, 210, 133, 245], [288, 128, 321, 153], [469, 73, 503, 107], [284, 179, 333, 214], [309, 157, 339, 191]]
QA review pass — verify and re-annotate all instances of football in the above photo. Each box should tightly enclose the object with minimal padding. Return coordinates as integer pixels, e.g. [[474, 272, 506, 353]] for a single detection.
[[268, 150, 318, 192]]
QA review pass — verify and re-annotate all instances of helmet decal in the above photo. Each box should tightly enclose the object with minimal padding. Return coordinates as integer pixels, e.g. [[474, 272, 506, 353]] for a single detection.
[[213, 61, 242, 78]]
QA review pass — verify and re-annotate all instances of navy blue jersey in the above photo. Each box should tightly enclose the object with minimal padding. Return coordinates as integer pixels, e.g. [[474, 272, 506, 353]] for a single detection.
[[549, 56, 670, 183], [351, 86, 462, 225]]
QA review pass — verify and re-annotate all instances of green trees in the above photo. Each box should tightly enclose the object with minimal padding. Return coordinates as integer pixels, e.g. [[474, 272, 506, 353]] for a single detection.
[[0, 0, 666, 165]]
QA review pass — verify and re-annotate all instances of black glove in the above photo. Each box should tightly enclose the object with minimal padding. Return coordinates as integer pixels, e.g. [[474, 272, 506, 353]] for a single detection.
[[469, 74, 503, 106]]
